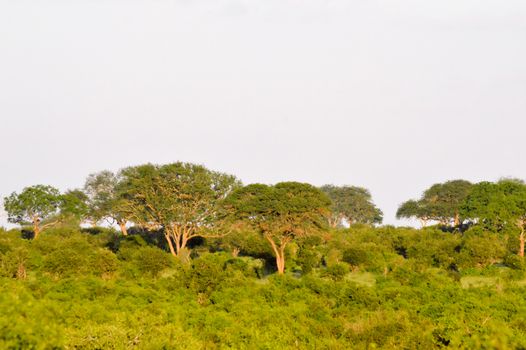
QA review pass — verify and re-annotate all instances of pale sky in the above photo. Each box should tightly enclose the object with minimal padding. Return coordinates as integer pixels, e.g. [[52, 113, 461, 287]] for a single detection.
[[1, 0, 525, 226]]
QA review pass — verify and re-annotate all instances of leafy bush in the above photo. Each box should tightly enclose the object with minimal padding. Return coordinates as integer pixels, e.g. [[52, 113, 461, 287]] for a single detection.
[[323, 262, 350, 281], [342, 247, 369, 267], [457, 232, 507, 268], [503, 254, 525, 270]]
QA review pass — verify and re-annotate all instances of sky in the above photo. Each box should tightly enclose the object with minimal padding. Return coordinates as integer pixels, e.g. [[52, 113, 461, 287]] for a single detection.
[[1, 0, 525, 227]]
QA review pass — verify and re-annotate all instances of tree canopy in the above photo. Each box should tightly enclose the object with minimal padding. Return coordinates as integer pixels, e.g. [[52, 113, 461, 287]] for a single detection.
[[320, 185, 383, 227], [462, 179, 526, 256], [84, 170, 133, 235], [59, 189, 90, 225]]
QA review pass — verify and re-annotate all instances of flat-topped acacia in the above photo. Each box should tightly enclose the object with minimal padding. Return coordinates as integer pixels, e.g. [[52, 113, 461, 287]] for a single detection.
[[226, 182, 331, 274]]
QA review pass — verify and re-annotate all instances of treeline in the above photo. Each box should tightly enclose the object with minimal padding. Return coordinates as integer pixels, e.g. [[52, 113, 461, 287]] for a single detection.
[[3, 162, 526, 274], [2, 162, 526, 348]]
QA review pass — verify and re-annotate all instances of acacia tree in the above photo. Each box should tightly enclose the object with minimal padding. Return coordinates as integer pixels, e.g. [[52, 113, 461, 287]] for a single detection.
[[320, 185, 383, 227], [84, 170, 133, 235], [422, 180, 473, 226], [396, 199, 433, 227], [396, 180, 472, 227], [462, 179, 526, 257], [120, 162, 241, 256], [3, 185, 62, 238], [226, 182, 331, 274]]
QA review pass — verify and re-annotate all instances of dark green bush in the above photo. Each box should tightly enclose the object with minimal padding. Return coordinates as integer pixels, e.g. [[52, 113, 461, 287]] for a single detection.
[[343, 247, 369, 267], [323, 262, 350, 281]]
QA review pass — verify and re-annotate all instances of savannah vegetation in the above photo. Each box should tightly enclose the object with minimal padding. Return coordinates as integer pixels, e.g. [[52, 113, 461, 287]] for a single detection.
[[1, 162, 526, 349]]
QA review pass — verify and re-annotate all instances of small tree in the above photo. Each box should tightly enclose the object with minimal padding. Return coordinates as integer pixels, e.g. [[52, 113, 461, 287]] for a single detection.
[[396, 179, 472, 227], [3, 185, 62, 238], [226, 182, 331, 274], [84, 170, 133, 235], [320, 185, 383, 227], [422, 180, 473, 226], [396, 199, 433, 227]]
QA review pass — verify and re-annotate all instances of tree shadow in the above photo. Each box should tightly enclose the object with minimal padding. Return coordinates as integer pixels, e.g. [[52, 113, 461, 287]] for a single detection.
[[20, 229, 35, 240], [102, 226, 208, 254]]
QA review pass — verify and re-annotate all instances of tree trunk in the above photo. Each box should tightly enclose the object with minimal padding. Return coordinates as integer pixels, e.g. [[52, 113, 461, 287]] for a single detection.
[[328, 216, 338, 228], [164, 233, 177, 256], [276, 253, 285, 274], [264, 234, 287, 274], [175, 235, 181, 256], [519, 228, 525, 258], [232, 247, 240, 257], [454, 212, 460, 227], [181, 231, 190, 252], [33, 221, 40, 239], [118, 221, 128, 236], [277, 246, 286, 274]]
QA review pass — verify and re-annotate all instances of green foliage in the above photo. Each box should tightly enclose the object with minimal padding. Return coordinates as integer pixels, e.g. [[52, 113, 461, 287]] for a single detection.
[[119, 162, 241, 254], [3, 185, 61, 226], [33, 231, 119, 278], [322, 262, 349, 281], [397, 180, 473, 226], [456, 231, 507, 268], [320, 184, 383, 226], [117, 238, 175, 277], [504, 254, 525, 270], [343, 246, 369, 267], [2, 169, 526, 349], [226, 182, 331, 273], [0, 227, 526, 349], [60, 189, 90, 224]]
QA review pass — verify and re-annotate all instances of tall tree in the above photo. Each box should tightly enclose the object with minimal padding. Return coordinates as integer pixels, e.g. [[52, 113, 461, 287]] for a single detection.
[[84, 170, 133, 235], [120, 162, 241, 256], [320, 185, 383, 227], [3, 185, 62, 238], [462, 179, 526, 257], [226, 182, 331, 274]]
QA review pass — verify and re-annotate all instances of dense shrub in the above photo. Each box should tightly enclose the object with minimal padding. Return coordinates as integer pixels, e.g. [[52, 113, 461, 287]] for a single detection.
[[342, 246, 369, 267], [457, 231, 507, 268], [504, 254, 525, 270], [322, 262, 350, 281], [1, 226, 526, 349], [118, 244, 174, 278]]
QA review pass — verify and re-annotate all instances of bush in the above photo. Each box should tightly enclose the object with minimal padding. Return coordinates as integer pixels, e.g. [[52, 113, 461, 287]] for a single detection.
[[503, 255, 525, 270], [457, 232, 506, 268], [296, 247, 321, 274], [323, 262, 350, 281], [343, 247, 369, 267], [118, 245, 174, 277], [0, 247, 29, 279], [42, 247, 118, 278]]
